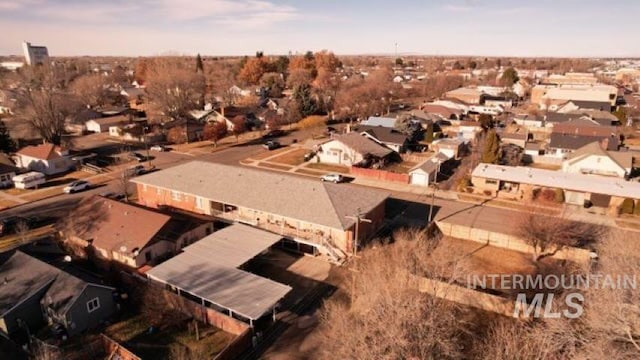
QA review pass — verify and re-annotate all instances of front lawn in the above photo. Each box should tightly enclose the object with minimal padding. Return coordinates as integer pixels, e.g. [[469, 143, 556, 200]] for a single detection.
[[268, 148, 310, 166], [305, 162, 350, 174]]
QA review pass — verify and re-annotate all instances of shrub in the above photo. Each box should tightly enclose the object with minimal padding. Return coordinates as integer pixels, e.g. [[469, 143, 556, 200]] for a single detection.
[[298, 115, 327, 129], [635, 201, 640, 216], [621, 198, 635, 214], [483, 190, 492, 196], [554, 189, 565, 203]]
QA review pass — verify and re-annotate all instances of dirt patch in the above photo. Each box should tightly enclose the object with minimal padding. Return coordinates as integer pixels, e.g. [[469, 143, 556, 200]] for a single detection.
[[384, 161, 418, 174], [304, 163, 349, 174]]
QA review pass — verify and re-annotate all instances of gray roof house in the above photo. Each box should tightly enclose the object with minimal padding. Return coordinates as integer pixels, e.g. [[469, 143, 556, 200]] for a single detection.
[[357, 125, 409, 153], [0, 252, 116, 339]]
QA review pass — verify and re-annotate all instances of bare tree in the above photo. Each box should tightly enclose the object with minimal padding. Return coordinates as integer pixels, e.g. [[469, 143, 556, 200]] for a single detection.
[[69, 73, 112, 109], [145, 59, 206, 122], [13, 65, 82, 145], [316, 229, 471, 359], [517, 212, 605, 262], [203, 121, 227, 146]]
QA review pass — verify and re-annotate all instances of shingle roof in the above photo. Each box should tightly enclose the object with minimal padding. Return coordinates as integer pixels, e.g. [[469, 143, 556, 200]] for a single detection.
[[357, 125, 408, 145], [564, 142, 632, 171], [69, 196, 171, 254], [16, 143, 62, 160], [330, 132, 394, 158], [0, 251, 106, 317], [132, 162, 389, 230], [568, 100, 612, 111], [549, 133, 619, 151]]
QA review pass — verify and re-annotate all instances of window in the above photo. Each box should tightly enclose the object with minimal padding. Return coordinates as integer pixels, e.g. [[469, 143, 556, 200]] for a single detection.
[[156, 187, 162, 195], [196, 197, 206, 209], [171, 191, 183, 201], [486, 179, 498, 185], [87, 297, 100, 313], [142, 184, 148, 191]]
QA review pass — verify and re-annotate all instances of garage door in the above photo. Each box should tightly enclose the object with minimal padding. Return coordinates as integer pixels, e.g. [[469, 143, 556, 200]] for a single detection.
[[410, 173, 428, 186], [565, 191, 586, 205]]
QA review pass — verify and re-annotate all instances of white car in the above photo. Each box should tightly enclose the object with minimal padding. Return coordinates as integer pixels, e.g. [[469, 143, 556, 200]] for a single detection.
[[150, 145, 168, 152], [63, 180, 91, 194], [320, 173, 343, 183]]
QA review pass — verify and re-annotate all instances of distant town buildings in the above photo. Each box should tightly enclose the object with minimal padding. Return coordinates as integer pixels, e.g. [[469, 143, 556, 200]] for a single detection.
[[22, 41, 49, 66]]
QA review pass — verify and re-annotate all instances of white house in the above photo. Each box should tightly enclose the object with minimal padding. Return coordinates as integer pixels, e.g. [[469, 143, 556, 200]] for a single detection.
[[561, 142, 632, 178], [14, 143, 76, 175], [431, 138, 465, 159], [85, 115, 128, 133], [408, 153, 450, 187], [316, 133, 393, 166]]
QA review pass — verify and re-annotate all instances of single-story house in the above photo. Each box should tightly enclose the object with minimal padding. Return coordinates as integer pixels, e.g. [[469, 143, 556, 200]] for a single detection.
[[0, 251, 116, 339], [408, 153, 450, 187], [64, 196, 214, 269], [14, 143, 76, 175], [360, 116, 397, 128], [471, 163, 640, 213], [418, 104, 463, 120], [444, 87, 482, 104], [132, 162, 389, 258], [431, 138, 465, 159], [357, 125, 409, 153], [513, 114, 545, 128], [561, 142, 633, 178], [500, 132, 528, 148], [548, 133, 620, 158], [85, 115, 129, 133], [317, 132, 396, 167]]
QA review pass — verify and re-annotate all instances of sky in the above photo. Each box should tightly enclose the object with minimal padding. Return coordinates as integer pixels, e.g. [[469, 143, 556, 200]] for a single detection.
[[1, 0, 639, 58]]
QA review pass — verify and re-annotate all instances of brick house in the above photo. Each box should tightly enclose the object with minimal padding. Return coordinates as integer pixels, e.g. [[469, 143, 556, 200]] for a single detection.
[[132, 162, 388, 258]]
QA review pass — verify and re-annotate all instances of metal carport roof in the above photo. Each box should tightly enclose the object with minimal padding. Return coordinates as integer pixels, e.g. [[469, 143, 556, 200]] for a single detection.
[[147, 224, 291, 320]]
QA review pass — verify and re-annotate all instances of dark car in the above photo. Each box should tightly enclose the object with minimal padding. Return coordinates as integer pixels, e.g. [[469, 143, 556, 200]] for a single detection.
[[304, 151, 316, 162], [325, 126, 337, 135], [263, 141, 281, 150], [262, 129, 286, 139], [129, 152, 149, 162]]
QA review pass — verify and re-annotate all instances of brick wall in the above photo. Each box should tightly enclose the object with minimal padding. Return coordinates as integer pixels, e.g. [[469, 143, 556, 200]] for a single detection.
[[136, 184, 204, 215], [350, 166, 409, 183]]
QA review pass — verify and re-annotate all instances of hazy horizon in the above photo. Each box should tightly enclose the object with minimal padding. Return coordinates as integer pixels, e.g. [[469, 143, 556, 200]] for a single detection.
[[1, 0, 639, 58]]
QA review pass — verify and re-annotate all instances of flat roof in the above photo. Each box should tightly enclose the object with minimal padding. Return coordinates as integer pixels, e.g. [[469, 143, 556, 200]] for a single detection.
[[147, 224, 291, 320], [472, 164, 640, 199], [182, 224, 284, 268]]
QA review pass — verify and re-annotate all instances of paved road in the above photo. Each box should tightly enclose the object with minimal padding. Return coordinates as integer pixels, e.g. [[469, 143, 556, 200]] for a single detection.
[[0, 125, 537, 240]]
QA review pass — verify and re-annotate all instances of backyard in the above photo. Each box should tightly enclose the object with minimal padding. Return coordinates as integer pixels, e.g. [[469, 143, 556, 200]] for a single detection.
[[104, 313, 235, 359]]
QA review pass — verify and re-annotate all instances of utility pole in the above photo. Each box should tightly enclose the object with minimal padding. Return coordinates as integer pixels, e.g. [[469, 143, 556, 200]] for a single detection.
[[346, 208, 371, 308], [428, 160, 441, 223]]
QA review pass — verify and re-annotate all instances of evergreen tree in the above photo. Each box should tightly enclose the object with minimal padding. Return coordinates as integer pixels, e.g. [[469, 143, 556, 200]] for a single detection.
[[0, 120, 16, 153], [293, 83, 317, 117], [195, 53, 204, 73], [481, 129, 500, 164], [500, 67, 519, 86]]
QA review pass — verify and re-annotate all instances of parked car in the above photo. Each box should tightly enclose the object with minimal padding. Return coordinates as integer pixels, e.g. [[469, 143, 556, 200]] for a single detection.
[[129, 152, 149, 162], [320, 173, 344, 183], [99, 191, 126, 201], [324, 126, 337, 135], [263, 141, 281, 150], [262, 129, 285, 138], [124, 165, 146, 177], [304, 152, 316, 162], [150, 145, 168, 152], [63, 180, 91, 194]]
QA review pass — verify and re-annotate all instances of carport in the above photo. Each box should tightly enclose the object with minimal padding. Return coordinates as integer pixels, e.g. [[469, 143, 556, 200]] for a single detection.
[[147, 224, 292, 325]]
